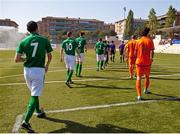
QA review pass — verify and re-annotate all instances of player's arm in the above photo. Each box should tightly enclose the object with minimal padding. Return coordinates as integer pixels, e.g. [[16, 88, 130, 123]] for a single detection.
[[14, 53, 25, 63], [150, 40, 155, 62], [45, 52, 52, 73]]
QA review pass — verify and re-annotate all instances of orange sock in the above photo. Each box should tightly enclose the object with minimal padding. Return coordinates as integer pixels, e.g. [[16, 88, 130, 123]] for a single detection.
[[136, 79, 141, 96], [129, 65, 132, 77], [144, 77, 150, 89]]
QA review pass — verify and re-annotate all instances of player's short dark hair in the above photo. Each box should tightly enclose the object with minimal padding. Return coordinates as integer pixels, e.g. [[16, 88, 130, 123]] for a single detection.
[[142, 27, 150, 36], [99, 38, 102, 41], [27, 21, 38, 33], [80, 32, 85, 36], [67, 31, 72, 37]]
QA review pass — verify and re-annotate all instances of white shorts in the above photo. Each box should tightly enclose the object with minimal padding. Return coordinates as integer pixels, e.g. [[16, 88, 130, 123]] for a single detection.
[[24, 67, 45, 96], [65, 54, 75, 70], [76, 53, 84, 62], [96, 54, 104, 61], [104, 54, 107, 61]]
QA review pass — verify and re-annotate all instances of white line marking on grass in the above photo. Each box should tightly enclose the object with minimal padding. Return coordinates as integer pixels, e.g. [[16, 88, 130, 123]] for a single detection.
[[12, 97, 179, 133], [12, 114, 23, 133], [0, 78, 109, 86], [0, 74, 23, 79], [1, 73, 180, 86]]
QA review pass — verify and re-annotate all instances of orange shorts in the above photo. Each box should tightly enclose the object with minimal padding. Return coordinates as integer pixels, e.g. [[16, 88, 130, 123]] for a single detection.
[[128, 57, 136, 66], [136, 65, 151, 77]]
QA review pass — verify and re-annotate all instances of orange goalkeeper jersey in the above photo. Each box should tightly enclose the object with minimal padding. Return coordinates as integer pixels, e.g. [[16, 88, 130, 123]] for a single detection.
[[135, 36, 154, 66]]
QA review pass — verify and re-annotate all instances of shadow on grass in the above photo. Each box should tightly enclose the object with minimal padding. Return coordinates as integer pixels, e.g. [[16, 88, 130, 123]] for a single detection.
[[151, 77, 180, 81], [151, 93, 180, 100], [72, 83, 133, 90], [43, 117, 143, 133]]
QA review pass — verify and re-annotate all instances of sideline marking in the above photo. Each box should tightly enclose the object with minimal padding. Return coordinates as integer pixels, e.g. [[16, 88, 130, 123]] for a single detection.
[[12, 97, 179, 133]]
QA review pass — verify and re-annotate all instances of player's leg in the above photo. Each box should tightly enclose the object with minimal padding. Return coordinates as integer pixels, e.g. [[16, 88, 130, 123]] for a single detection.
[[78, 53, 84, 76], [31, 68, 45, 117], [100, 55, 104, 70], [144, 66, 151, 94], [67, 55, 75, 84], [103, 54, 107, 68], [136, 66, 143, 100], [112, 51, 115, 62], [75, 55, 79, 76], [107, 53, 109, 64], [96, 54, 100, 71]]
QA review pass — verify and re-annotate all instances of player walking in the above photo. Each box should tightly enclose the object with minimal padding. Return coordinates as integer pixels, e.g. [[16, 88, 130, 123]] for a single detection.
[[95, 38, 105, 71], [126, 35, 137, 79], [110, 41, 116, 62], [75, 32, 87, 77], [15, 21, 53, 132], [60, 32, 80, 88], [135, 28, 154, 101]]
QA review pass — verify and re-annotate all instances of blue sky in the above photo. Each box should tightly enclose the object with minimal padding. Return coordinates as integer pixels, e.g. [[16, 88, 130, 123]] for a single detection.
[[0, 0, 179, 33]]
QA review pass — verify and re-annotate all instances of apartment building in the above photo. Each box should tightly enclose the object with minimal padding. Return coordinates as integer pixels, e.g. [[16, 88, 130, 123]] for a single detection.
[[0, 19, 18, 30], [157, 11, 180, 26], [115, 18, 146, 40], [37, 16, 104, 43]]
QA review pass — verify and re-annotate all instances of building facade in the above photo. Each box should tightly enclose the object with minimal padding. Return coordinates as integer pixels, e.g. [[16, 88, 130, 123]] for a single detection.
[[115, 18, 146, 40], [0, 19, 18, 30], [157, 11, 180, 27], [37, 16, 104, 44], [104, 23, 115, 31]]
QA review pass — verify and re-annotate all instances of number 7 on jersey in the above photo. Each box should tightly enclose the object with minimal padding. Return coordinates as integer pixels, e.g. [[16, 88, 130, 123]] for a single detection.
[[31, 42, 38, 57]]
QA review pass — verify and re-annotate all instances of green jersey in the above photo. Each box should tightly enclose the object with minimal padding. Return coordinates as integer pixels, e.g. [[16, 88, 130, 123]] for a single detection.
[[95, 41, 105, 55], [61, 38, 78, 56], [75, 36, 87, 53], [16, 33, 53, 68]]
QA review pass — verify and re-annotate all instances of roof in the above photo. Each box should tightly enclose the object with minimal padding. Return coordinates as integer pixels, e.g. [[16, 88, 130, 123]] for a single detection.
[[157, 26, 180, 33], [42, 16, 104, 23]]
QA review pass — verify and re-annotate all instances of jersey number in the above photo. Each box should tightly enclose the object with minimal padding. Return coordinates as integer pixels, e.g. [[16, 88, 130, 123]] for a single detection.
[[66, 43, 72, 51], [31, 42, 38, 57]]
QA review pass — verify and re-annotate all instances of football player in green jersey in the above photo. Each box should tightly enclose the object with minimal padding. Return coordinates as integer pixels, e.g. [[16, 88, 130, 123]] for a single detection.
[[15, 21, 53, 132], [95, 38, 105, 71], [60, 32, 80, 88], [75, 32, 87, 77]]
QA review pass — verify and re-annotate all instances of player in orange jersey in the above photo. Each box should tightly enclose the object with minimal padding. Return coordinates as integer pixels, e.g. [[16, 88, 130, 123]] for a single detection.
[[134, 28, 154, 101], [126, 35, 137, 79]]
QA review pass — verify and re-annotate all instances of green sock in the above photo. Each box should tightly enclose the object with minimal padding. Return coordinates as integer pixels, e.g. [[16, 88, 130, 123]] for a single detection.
[[76, 63, 79, 75], [67, 69, 70, 77], [24, 96, 38, 123], [100, 61, 104, 68], [96, 61, 100, 69], [67, 70, 73, 82], [78, 64, 82, 76], [35, 96, 41, 113]]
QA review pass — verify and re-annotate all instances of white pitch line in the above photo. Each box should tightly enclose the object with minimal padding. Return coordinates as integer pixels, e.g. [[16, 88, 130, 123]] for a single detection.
[[0, 78, 109, 86], [12, 114, 23, 133], [12, 97, 179, 133], [1, 65, 180, 79], [0, 74, 23, 79], [1, 73, 180, 86]]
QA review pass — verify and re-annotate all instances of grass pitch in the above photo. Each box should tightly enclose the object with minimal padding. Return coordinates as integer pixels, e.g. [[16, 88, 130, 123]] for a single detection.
[[0, 50, 180, 133]]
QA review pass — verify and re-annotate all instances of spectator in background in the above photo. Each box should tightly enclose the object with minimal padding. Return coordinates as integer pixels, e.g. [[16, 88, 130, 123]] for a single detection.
[[119, 41, 125, 63]]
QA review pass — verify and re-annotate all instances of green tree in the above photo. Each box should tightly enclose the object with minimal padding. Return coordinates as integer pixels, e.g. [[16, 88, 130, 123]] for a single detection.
[[148, 8, 159, 34], [165, 5, 177, 28], [124, 9, 134, 40], [134, 21, 148, 38]]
